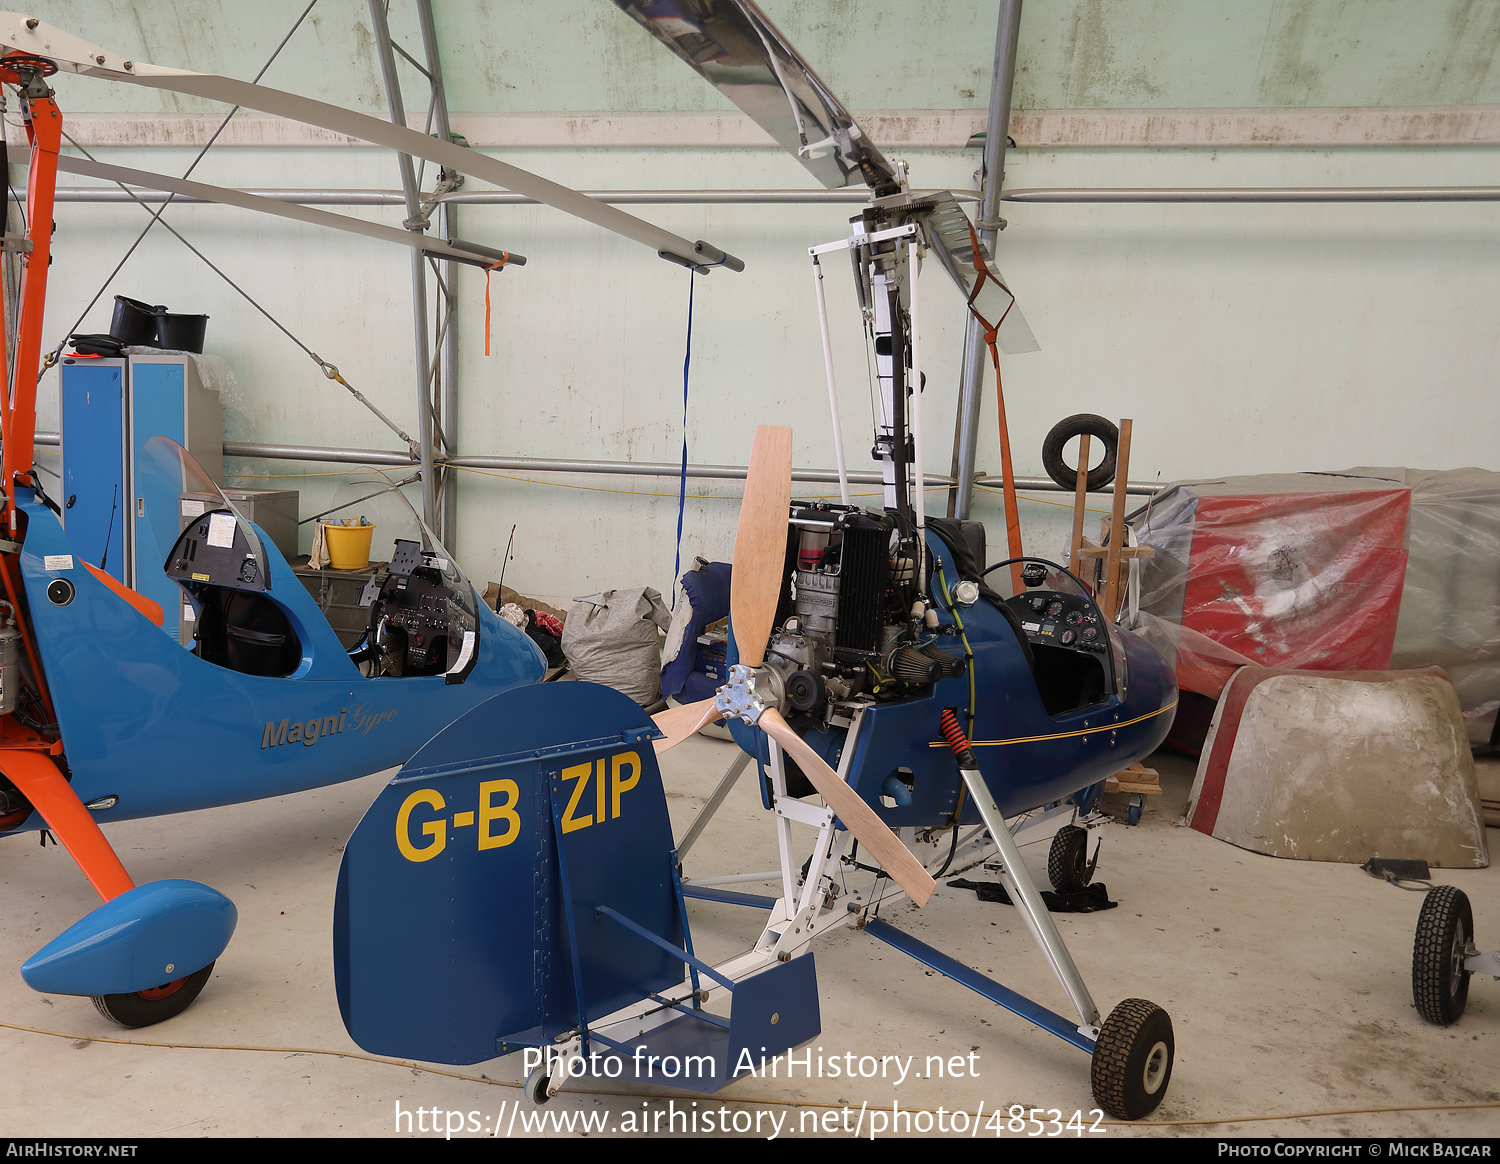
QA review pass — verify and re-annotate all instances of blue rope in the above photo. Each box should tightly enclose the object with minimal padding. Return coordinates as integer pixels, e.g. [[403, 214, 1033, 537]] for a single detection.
[[672, 268, 695, 607]]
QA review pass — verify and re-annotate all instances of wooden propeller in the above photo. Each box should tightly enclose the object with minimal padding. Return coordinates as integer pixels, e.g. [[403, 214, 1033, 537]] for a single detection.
[[651, 425, 794, 750], [729, 426, 793, 669], [758, 708, 935, 906], [650, 426, 934, 906]]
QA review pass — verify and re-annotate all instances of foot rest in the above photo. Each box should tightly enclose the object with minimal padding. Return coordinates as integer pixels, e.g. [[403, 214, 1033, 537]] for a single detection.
[[588, 955, 820, 1093]]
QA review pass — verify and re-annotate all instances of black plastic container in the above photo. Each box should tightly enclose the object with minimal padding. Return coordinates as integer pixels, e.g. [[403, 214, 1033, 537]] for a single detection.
[[68, 333, 126, 357], [109, 295, 164, 346], [155, 312, 209, 353]]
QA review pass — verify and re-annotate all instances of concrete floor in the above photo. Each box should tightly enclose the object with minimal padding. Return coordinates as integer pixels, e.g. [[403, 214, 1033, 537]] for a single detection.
[[4, 738, 1497, 1140]]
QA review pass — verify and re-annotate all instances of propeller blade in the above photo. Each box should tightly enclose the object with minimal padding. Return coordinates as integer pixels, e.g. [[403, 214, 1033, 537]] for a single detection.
[[759, 708, 935, 907], [730, 425, 793, 669], [6, 17, 737, 272], [651, 697, 724, 755], [913, 191, 1040, 355], [613, 0, 897, 192]]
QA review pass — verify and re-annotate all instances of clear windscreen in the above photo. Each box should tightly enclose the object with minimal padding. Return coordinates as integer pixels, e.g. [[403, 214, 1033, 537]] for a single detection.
[[316, 472, 425, 566], [316, 470, 480, 677]]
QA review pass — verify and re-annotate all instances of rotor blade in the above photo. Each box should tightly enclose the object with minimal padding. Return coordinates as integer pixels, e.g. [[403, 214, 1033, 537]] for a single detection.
[[914, 191, 1040, 355], [730, 425, 792, 669], [613, 0, 896, 192], [651, 697, 724, 754], [49, 152, 526, 269], [3, 17, 739, 272], [995, 301, 1040, 356], [759, 708, 935, 907]]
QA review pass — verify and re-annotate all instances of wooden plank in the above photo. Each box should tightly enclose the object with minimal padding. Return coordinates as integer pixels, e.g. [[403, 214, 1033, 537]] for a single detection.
[[1075, 545, 1155, 560], [1108, 780, 1163, 795], [1102, 418, 1133, 622], [1105, 762, 1161, 795], [1068, 432, 1091, 582]]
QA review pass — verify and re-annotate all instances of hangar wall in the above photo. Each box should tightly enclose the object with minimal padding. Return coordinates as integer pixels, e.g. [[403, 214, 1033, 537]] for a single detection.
[[14, 0, 1500, 596]]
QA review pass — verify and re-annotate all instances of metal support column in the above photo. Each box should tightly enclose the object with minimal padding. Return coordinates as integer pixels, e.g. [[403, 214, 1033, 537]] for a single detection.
[[416, 0, 462, 547], [366, 0, 460, 540], [950, 0, 1022, 520]]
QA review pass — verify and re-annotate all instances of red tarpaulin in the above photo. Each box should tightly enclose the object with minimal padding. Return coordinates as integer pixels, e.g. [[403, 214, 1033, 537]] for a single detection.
[[1174, 489, 1409, 696]]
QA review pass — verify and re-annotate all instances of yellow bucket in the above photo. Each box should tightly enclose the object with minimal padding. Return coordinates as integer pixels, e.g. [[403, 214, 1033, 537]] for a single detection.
[[322, 520, 376, 570]]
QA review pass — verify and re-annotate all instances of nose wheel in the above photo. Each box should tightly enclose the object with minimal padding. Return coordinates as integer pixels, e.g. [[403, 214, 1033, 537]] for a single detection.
[[1047, 825, 1099, 893], [91, 960, 215, 1028]]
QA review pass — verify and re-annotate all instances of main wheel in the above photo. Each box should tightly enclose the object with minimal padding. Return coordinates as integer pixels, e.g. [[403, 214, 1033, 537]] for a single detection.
[[1091, 998, 1174, 1120], [1048, 825, 1097, 893], [92, 961, 215, 1028], [1413, 885, 1473, 1026]]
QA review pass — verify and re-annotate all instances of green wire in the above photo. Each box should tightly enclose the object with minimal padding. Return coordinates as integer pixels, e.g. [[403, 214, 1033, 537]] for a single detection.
[[933, 559, 978, 737]]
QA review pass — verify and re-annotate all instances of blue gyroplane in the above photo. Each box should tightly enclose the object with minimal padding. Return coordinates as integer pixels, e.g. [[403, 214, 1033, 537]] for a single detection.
[[334, 1, 1183, 1122], [0, 17, 741, 1029]]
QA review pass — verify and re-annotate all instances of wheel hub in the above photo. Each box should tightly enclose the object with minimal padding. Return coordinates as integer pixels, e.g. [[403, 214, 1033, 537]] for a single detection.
[[1142, 1040, 1170, 1095], [1451, 919, 1468, 995]]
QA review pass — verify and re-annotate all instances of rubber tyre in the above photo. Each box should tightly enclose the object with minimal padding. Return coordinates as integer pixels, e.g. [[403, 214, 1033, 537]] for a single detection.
[[525, 1067, 552, 1105], [1091, 998, 1174, 1120], [1041, 414, 1119, 492], [1412, 885, 1472, 1026], [1048, 825, 1093, 893], [92, 961, 215, 1028]]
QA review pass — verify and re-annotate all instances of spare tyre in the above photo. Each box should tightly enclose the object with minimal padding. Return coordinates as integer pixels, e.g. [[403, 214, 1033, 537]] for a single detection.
[[1042, 413, 1119, 492]]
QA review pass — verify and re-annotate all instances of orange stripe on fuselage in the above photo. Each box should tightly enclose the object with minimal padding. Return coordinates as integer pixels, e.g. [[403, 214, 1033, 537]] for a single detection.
[[82, 561, 165, 627]]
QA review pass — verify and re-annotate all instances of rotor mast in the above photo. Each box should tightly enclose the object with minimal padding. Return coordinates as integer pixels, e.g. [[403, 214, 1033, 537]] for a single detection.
[[1, 54, 61, 531]]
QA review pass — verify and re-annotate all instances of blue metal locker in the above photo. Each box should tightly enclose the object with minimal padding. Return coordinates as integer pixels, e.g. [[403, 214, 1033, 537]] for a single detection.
[[58, 353, 223, 638], [59, 359, 127, 582], [128, 360, 189, 622]]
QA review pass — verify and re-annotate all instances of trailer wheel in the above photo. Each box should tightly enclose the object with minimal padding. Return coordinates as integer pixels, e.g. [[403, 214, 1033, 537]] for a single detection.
[[92, 961, 215, 1028], [1048, 825, 1097, 893], [1413, 885, 1473, 1026], [1091, 998, 1174, 1120]]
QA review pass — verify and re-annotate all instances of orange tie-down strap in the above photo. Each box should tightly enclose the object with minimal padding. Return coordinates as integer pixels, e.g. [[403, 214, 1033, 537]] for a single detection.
[[0, 725, 134, 902], [82, 561, 165, 627], [961, 219, 1024, 573]]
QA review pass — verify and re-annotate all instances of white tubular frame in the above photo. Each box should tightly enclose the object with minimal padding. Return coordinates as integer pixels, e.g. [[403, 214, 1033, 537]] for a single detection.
[[907, 238, 926, 596], [810, 256, 851, 505]]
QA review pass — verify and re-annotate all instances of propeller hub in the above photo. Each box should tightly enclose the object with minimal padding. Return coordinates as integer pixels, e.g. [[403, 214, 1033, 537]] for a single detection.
[[713, 663, 776, 726]]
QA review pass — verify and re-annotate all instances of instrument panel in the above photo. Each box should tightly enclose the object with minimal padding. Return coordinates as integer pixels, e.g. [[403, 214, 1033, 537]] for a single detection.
[[1005, 590, 1108, 654], [165, 510, 266, 592], [366, 540, 476, 677]]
